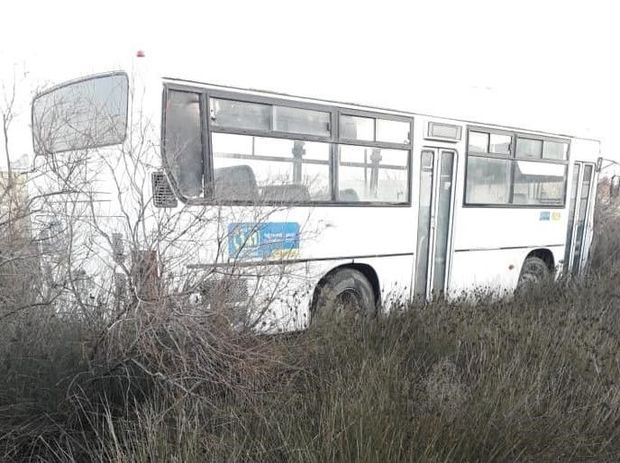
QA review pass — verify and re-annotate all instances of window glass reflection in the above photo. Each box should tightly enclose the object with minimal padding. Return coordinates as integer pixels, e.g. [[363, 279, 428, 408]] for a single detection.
[[338, 145, 408, 202]]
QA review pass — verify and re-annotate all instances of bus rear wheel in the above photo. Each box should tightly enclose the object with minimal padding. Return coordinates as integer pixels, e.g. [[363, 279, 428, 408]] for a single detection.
[[517, 256, 550, 289], [312, 268, 376, 322]]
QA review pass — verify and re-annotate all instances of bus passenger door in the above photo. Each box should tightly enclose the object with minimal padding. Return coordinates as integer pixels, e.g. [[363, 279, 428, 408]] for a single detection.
[[565, 162, 595, 276], [414, 149, 457, 300]]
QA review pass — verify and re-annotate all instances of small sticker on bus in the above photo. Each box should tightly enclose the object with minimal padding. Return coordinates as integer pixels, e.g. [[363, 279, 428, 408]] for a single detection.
[[228, 222, 300, 259], [539, 211, 550, 221], [551, 212, 561, 221]]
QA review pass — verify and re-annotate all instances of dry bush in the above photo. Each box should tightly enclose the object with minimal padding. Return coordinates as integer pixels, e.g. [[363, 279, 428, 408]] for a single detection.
[[3, 188, 620, 462], [69, 276, 620, 463], [590, 197, 620, 275], [3, 275, 620, 462], [0, 293, 297, 462]]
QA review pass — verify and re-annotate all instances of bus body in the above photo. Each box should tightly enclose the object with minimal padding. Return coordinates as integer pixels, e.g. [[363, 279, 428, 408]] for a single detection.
[[29, 68, 601, 333]]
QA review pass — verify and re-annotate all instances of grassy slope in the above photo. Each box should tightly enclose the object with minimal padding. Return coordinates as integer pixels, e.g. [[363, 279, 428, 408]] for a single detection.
[[2, 203, 620, 462]]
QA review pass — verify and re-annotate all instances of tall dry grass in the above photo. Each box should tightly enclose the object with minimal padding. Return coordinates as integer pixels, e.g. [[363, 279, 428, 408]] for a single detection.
[[2, 201, 620, 462]]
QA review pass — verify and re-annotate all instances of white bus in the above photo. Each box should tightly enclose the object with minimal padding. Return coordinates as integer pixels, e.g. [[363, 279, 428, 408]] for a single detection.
[[29, 68, 601, 332]]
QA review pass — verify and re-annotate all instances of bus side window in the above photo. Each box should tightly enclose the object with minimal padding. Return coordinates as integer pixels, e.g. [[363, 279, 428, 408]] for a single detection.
[[337, 145, 409, 203], [210, 133, 331, 203], [164, 91, 204, 198]]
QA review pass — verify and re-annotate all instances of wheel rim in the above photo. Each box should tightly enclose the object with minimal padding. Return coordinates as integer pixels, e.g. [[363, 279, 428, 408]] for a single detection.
[[520, 272, 540, 285], [334, 289, 363, 315]]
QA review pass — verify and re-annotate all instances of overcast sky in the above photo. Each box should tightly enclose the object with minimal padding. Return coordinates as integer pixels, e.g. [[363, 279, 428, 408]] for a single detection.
[[1, 0, 618, 167]]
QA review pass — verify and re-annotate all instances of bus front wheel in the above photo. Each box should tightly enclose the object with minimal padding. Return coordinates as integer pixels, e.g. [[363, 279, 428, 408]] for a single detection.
[[312, 268, 376, 321]]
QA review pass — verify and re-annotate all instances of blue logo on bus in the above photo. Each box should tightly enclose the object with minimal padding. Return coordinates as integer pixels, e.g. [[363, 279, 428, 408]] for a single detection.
[[539, 211, 550, 221], [228, 222, 300, 259]]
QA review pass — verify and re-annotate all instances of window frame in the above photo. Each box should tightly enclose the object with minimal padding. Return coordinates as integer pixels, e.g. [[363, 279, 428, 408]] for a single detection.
[[464, 125, 570, 208], [511, 159, 568, 207], [335, 143, 411, 204], [162, 83, 414, 207], [515, 137, 543, 160], [542, 139, 570, 161], [338, 107, 413, 149]]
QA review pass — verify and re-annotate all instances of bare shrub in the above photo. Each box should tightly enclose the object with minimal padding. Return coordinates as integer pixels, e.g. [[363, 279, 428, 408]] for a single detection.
[[590, 192, 620, 274]]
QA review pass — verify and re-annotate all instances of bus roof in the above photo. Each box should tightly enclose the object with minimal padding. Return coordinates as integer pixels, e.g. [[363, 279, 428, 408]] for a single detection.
[[163, 76, 601, 145]]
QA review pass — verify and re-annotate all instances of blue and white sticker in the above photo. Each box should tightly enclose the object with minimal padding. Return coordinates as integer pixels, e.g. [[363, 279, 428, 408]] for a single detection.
[[228, 222, 300, 259], [539, 211, 550, 221]]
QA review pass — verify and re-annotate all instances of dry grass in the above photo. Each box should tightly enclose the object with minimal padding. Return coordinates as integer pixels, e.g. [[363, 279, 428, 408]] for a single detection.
[[2, 201, 620, 462]]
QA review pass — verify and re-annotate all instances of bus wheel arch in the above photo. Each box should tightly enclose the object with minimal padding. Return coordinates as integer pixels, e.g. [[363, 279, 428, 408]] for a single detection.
[[310, 264, 380, 319], [525, 248, 555, 272]]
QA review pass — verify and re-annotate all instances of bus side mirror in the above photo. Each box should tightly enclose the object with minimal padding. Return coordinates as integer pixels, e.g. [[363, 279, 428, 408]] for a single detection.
[[596, 156, 603, 172], [32, 72, 129, 155]]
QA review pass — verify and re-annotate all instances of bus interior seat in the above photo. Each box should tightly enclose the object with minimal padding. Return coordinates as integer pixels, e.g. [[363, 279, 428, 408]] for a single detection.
[[261, 184, 311, 202], [339, 188, 359, 202], [213, 165, 258, 200]]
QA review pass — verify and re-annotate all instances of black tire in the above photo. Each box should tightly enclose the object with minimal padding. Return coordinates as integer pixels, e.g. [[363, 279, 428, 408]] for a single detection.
[[312, 268, 376, 321], [517, 256, 550, 289]]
